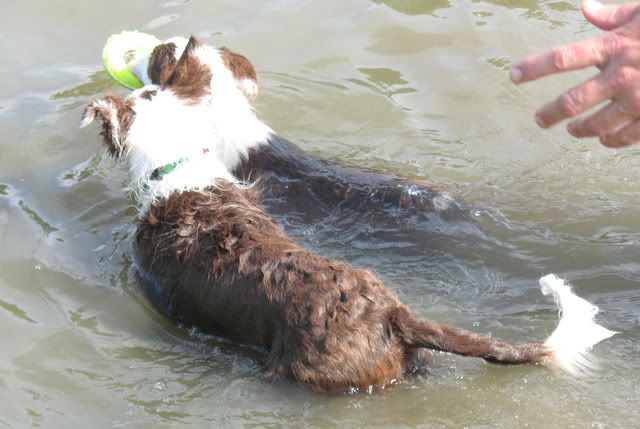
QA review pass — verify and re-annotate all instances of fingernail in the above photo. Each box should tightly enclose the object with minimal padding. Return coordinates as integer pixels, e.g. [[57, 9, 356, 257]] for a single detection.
[[583, 0, 603, 12], [510, 67, 523, 83], [535, 114, 546, 128]]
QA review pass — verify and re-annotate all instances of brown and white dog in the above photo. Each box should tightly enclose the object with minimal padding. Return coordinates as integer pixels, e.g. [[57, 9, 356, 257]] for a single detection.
[[81, 36, 615, 392]]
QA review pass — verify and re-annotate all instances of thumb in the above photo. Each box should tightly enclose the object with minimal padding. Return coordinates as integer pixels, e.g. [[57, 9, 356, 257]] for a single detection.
[[582, 0, 640, 30]]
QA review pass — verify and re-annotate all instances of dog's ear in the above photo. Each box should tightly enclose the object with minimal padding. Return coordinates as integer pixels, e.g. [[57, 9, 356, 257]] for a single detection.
[[163, 36, 212, 102], [81, 95, 135, 158], [148, 42, 179, 86], [219, 47, 259, 99]]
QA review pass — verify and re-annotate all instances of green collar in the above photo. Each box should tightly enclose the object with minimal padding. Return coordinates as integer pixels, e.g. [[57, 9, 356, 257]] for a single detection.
[[142, 148, 211, 192], [149, 157, 189, 181], [143, 156, 189, 192]]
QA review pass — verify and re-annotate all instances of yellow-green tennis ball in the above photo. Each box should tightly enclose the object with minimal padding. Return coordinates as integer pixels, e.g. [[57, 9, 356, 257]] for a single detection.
[[102, 31, 161, 89]]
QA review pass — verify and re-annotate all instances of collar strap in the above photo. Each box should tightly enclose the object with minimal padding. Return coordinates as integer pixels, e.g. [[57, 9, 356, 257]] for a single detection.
[[149, 156, 189, 182], [142, 156, 189, 193], [142, 148, 210, 193]]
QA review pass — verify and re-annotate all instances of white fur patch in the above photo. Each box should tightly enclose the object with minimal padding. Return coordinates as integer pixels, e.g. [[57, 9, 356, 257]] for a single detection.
[[240, 78, 259, 99], [186, 45, 272, 169], [91, 36, 272, 214], [120, 43, 272, 213], [540, 274, 617, 375]]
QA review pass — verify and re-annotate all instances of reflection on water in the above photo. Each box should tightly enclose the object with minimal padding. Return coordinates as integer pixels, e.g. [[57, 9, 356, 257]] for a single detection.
[[50, 71, 115, 102], [349, 67, 417, 97], [365, 26, 453, 56], [374, 0, 451, 16], [1, 0, 639, 428]]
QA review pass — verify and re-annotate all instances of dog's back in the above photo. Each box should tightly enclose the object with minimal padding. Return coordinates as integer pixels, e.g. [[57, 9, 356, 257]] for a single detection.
[[132, 181, 552, 391], [135, 182, 413, 390]]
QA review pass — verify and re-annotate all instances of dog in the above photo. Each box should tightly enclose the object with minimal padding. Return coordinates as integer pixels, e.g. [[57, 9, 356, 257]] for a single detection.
[[81, 36, 615, 392]]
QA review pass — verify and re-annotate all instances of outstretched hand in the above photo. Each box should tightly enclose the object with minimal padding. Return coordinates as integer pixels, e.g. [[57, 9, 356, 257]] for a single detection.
[[511, 0, 640, 147]]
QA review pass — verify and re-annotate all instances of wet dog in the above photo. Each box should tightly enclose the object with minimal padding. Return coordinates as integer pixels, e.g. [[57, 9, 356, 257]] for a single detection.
[[81, 36, 615, 391]]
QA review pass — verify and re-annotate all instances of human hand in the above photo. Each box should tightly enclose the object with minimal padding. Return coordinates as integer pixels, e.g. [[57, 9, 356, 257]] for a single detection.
[[510, 0, 640, 148]]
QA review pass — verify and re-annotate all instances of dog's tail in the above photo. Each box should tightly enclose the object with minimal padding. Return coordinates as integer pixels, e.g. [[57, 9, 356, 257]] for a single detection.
[[391, 274, 616, 375], [538, 274, 617, 374]]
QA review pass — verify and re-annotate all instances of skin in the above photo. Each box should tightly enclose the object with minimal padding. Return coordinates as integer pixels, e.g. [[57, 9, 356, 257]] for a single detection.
[[510, 0, 640, 148]]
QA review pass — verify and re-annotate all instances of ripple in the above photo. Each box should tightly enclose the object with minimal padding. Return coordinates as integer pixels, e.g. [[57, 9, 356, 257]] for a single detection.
[[144, 14, 180, 30], [0, 299, 36, 323], [372, 0, 451, 16], [18, 199, 58, 235]]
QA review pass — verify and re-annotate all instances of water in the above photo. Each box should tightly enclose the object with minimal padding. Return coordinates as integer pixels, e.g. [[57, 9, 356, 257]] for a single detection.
[[1, 0, 639, 427]]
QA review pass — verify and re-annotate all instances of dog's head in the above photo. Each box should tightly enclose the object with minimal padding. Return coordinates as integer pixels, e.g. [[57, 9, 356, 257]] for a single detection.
[[143, 35, 259, 102], [81, 36, 270, 180]]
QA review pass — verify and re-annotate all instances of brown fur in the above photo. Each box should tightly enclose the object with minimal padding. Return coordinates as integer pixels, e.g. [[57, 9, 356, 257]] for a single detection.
[[148, 43, 177, 86], [134, 183, 551, 391], [139, 89, 157, 101], [220, 47, 259, 96], [147, 40, 259, 100], [219, 47, 257, 84], [162, 36, 212, 104], [82, 95, 135, 158]]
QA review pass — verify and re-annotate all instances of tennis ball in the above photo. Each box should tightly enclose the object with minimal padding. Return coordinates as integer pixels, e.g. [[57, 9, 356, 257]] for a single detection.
[[102, 31, 161, 89]]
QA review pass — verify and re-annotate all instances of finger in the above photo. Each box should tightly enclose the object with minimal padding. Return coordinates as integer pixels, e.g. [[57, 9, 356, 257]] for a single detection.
[[510, 32, 617, 84], [600, 120, 640, 147], [534, 72, 617, 128], [567, 99, 637, 138], [582, 0, 640, 31]]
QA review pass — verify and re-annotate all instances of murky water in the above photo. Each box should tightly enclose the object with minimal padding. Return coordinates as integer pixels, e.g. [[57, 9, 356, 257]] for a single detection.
[[1, 0, 639, 427]]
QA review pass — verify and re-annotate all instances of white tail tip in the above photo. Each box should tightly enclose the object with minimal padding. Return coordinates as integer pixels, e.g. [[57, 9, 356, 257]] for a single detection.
[[540, 274, 617, 376]]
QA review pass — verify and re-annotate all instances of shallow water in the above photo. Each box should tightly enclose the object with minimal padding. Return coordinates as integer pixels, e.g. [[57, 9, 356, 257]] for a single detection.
[[1, 0, 639, 427]]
